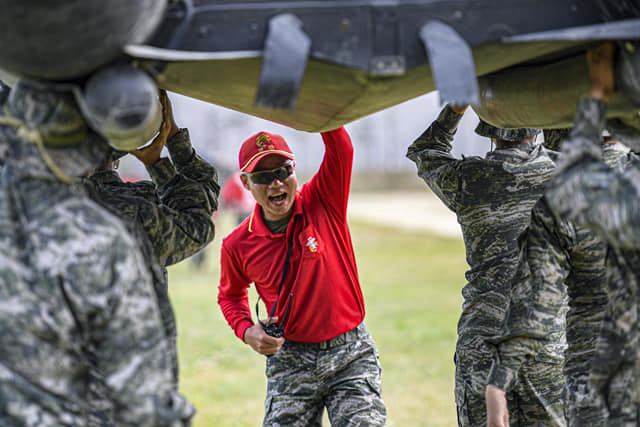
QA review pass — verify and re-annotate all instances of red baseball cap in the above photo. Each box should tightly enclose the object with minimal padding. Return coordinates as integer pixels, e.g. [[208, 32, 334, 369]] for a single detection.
[[239, 131, 295, 173]]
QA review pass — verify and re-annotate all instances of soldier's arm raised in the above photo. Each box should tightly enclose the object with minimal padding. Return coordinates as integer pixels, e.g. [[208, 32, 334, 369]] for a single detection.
[[546, 42, 640, 247], [406, 104, 465, 211], [135, 91, 219, 266]]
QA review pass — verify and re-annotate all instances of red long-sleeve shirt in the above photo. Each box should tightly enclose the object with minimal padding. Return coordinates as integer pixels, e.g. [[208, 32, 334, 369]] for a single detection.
[[218, 127, 365, 343]]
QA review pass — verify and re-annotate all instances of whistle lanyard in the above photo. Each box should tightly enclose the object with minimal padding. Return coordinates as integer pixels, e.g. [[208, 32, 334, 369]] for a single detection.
[[255, 229, 295, 337]]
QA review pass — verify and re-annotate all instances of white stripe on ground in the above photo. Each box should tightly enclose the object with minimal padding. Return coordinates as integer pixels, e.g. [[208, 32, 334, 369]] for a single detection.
[[347, 191, 462, 239]]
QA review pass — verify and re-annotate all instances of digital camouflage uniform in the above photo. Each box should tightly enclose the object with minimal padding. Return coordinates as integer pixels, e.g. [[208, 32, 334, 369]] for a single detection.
[[0, 80, 194, 426], [564, 142, 630, 426], [486, 196, 568, 426], [547, 98, 640, 425], [85, 128, 220, 386], [490, 140, 630, 426], [264, 323, 384, 427], [407, 105, 564, 426]]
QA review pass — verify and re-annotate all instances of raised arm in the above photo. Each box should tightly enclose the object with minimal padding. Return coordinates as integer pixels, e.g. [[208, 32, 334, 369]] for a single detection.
[[546, 43, 640, 248], [406, 104, 466, 211], [306, 126, 353, 220], [126, 91, 219, 266], [160, 90, 220, 212]]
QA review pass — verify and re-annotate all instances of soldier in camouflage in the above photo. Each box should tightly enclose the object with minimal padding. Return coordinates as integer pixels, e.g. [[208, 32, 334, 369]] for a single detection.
[[546, 42, 640, 246], [485, 135, 630, 426], [546, 42, 640, 425], [0, 79, 194, 425], [407, 105, 565, 426], [85, 89, 220, 387], [563, 137, 631, 427]]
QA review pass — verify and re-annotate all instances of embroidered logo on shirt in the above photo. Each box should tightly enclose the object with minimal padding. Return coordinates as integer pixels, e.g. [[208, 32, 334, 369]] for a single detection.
[[256, 133, 274, 151], [305, 236, 319, 253]]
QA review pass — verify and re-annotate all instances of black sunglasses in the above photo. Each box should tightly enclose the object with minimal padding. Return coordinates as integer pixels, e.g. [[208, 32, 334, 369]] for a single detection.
[[244, 163, 294, 185]]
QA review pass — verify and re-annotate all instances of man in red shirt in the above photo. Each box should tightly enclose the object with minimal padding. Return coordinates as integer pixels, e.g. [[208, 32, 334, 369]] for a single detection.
[[218, 128, 386, 426]]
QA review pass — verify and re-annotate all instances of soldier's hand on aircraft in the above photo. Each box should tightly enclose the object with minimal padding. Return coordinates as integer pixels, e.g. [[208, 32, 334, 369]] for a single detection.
[[450, 104, 469, 115], [587, 42, 615, 103], [243, 323, 285, 355], [486, 385, 509, 427], [159, 89, 180, 138], [129, 111, 170, 167]]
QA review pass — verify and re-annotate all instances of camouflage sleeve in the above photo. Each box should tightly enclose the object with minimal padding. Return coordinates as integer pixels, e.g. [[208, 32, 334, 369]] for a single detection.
[[86, 227, 194, 425], [165, 128, 221, 214], [141, 135, 217, 266], [406, 105, 463, 211], [546, 98, 640, 248], [487, 199, 571, 391]]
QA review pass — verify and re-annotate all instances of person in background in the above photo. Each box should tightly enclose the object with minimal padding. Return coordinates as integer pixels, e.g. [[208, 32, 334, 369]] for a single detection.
[[220, 170, 255, 225]]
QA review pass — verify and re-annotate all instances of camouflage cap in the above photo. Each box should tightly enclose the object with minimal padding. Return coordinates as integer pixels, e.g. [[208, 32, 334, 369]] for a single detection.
[[6, 79, 113, 177], [475, 120, 541, 142]]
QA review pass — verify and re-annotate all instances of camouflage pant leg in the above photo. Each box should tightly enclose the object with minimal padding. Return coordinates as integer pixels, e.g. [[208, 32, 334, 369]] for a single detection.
[[263, 344, 324, 427], [592, 360, 639, 426], [564, 379, 608, 427], [263, 326, 386, 427], [510, 358, 566, 426], [588, 258, 640, 426], [454, 382, 488, 427], [454, 343, 496, 427], [455, 352, 565, 427], [321, 331, 386, 427]]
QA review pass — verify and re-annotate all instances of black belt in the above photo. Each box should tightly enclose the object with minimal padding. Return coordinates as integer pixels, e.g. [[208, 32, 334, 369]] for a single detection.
[[286, 322, 366, 350]]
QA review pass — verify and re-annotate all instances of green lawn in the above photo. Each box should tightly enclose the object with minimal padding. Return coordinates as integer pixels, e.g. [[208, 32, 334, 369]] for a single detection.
[[168, 214, 466, 426]]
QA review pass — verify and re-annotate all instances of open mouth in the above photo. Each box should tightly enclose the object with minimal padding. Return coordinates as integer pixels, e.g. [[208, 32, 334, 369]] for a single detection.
[[269, 193, 287, 204]]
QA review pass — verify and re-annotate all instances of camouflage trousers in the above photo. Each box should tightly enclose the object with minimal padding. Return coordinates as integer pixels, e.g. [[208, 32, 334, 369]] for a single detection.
[[565, 374, 639, 427], [583, 252, 640, 427], [263, 322, 386, 426], [455, 343, 565, 426]]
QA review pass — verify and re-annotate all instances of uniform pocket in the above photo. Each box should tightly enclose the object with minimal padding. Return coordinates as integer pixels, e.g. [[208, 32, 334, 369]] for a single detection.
[[455, 343, 497, 396]]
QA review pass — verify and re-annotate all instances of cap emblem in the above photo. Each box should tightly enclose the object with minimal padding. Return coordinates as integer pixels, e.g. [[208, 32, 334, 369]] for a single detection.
[[256, 133, 275, 151]]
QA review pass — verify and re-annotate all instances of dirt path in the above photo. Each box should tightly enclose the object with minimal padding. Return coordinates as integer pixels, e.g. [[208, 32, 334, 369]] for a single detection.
[[347, 191, 461, 239]]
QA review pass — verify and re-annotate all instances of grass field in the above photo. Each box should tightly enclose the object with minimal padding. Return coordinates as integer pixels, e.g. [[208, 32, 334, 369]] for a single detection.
[[168, 213, 467, 426]]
